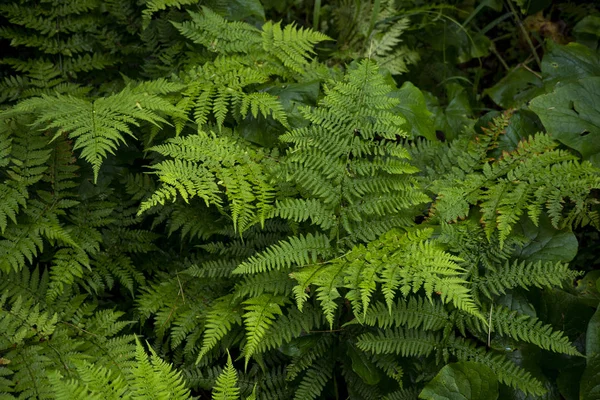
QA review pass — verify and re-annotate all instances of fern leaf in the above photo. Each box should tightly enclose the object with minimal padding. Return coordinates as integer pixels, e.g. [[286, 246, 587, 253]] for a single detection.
[[241, 294, 286, 366], [449, 336, 545, 396], [233, 233, 332, 274], [292, 357, 333, 400], [475, 260, 578, 298], [174, 7, 261, 53], [262, 21, 331, 74], [197, 295, 242, 364], [212, 351, 240, 400], [468, 304, 581, 356]]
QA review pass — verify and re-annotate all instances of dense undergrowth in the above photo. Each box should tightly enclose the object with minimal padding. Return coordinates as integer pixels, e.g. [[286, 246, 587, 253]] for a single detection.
[[1, 1, 600, 399]]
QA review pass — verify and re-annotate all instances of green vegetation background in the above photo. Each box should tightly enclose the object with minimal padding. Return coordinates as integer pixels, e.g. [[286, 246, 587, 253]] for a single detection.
[[1, 0, 600, 399]]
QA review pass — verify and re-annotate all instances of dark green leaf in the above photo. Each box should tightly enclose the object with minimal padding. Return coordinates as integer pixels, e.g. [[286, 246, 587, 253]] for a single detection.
[[541, 42, 600, 84], [529, 77, 600, 167], [419, 361, 498, 400], [513, 213, 578, 264], [574, 16, 600, 50], [392, 82, 436, 141], [581, 354, 600, 400], [347, 344, 381, 385], [484, 67, 543, 108], [587, 306, 600, 357]]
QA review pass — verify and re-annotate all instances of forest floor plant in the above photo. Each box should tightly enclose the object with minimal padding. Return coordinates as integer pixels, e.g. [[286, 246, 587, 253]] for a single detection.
[[1, 1, 600, 399]]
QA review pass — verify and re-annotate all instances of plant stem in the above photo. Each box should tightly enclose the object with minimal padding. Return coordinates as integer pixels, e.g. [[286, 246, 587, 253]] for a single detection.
[[313, 0, 321, 30]]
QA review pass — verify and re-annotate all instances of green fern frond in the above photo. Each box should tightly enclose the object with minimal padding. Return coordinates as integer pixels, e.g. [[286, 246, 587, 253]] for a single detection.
[[143, 0, 201, 29], [430, 113, 600, 245], [233, 233, 332, 274], [347, 297, 450, 331], [357, 328, 439, 357], [474, 260, 578, 298], [448, 336, 545, 396], [292, 357, 333, 400], [131, 338, 192, 399], [262, 21, 331, 74], [383, 387, 420, 400], [2, 86, 181, 181], [467, 304, 580, 355], [197, 295, 243, 364], [253, 304, 322, 355], [241, 294, 286, 366], [139, 133, 275, 233], [173, 7, 261, 53], [212, 351, 240, 400]]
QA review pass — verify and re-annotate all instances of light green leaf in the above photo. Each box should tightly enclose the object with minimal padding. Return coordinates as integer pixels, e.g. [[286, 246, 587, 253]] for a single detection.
[[529, 77, 600, 167], [419, 361, 499, 400]]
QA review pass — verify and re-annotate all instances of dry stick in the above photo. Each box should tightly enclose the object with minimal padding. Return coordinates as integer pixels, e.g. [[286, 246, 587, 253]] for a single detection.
[[505, 0, 542, 70]]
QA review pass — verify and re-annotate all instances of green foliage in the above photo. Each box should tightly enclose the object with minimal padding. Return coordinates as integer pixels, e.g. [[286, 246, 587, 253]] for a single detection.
[[48, 338, 191, 399], [1, 1, 599, 399], [419, 361, 499, 400]]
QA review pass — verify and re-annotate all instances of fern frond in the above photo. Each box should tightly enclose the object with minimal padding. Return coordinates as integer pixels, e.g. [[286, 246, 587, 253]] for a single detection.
[[197, 296, 243, 363], [448, 336, 545, 396], [139, 133, 275, 233], [467, 304, 580, 355], [212, 351, 240, 400], [252, 304, 322, 355], [474, 260, 577, 298], [233, 233, 332, 274], [2, 86, 181, 181], [357, 328, 439, 357], [241, 294, 286, 366], [131, 339, 192, 399], [262, 21, 331, 74], [292, 357, 333, 400], [174, 7, 261, 53], [143, 0, 201, 29], [347, 297, 450, 331]]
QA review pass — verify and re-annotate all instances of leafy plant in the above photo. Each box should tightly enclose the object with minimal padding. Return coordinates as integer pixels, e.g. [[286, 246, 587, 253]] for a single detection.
[[1, 1, 599, 399]]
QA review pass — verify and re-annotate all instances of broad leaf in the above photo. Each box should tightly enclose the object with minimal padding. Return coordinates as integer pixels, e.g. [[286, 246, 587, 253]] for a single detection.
[[581, 354, 600, 400], [530, 77, 600, 167], [419, 361, 499, 400], [392, 82, 436, 141], [485, 67, 543, 108], [513, 214, 578, 264]]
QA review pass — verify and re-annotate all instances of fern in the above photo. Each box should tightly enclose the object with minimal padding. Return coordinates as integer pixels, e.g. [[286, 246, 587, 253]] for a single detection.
[[467, 304, 581, 355], [356, 328, 439, 357], [212, 351, 240, 400], [448, 336, 546, 396], [292, 357, 333, 400], [347, 297, 450, 331], [233, 233, 332, 274], [197, 296, 243, 363], [292, 228, 481, 328], [139, 132, 275, 233], [48, 338, 191, 399], [2, 83, 183, 181], [474, 259, 578, 298], [241, 294, 286, 367], [428, 113, 600, 246]]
